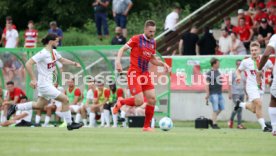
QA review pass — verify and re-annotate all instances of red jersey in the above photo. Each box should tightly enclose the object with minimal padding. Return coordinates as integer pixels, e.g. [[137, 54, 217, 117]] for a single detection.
[[233, 26, 252, 41], [126, 34, 156, 73], [250, 2, 265, 9], [254, 12, 269, 23], [269, 14, 276, 25], [114, 88, 124, 98], [267, 0, 276, 8], [24, 29, 38, 48], [7, 87, 26, 103], [238, 15, 253, 27]]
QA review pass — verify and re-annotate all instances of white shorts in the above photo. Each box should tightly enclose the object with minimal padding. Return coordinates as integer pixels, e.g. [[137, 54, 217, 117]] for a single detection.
[[69, 105, 81, 113], [38, 85, 61, 100], [54, 100, 62, 108], [247, 87, 261, 102], [15, 110, 33, 123]]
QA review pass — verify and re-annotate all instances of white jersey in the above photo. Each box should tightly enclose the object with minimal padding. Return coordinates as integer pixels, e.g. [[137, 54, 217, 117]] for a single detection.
[[239, 57, 272, 92], [86, 89, 94, 101], [32, 48, 62, 87]]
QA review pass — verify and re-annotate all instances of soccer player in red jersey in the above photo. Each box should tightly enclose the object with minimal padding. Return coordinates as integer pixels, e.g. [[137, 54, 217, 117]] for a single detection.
[[24, 20, 38, 48], [113, 20, 171, 132]]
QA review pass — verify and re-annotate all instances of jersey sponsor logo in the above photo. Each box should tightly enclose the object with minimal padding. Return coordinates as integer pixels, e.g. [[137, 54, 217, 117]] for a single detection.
[[143, 51, 152, 57], [47, 61, 56, 69]]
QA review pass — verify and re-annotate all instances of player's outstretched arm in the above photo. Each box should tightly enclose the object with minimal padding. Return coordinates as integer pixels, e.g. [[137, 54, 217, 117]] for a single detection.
[[150, 55, 171, 73], [116, 45, 129, 72], [59, 58, 81, 67], [258, 46, 274, 70]]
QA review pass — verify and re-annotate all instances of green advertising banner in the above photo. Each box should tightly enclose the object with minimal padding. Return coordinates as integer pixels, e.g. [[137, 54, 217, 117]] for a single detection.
[[171, 55, 247, 91]]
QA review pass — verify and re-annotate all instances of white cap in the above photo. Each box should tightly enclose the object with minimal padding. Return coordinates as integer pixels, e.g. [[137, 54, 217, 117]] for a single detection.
[[238, 9, 244, 14]]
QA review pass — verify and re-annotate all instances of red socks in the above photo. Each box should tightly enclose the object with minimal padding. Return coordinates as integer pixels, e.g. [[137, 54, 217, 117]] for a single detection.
[[144, 105, 155, 128], [121, 97, 135, 106]]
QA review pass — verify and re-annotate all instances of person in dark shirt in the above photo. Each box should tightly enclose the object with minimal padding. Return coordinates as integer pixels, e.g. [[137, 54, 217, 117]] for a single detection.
[[93, 0, 110, 40], [198, 27, 217, 55], [205, 58, 225, 129], [224, 16, 236, 34], [111, 27, 126, 45], [258, 18, 274, 46], [178, 26, 199, 55]]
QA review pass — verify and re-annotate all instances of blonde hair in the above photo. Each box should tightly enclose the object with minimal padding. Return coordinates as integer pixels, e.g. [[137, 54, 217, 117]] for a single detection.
[[250, 41, 260, 48]]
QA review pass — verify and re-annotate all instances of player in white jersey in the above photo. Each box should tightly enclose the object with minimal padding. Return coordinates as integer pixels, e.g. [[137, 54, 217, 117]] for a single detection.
[[7, 33, 83, 131], [258, 34, 276, 136], [236, 41, 272, 132]]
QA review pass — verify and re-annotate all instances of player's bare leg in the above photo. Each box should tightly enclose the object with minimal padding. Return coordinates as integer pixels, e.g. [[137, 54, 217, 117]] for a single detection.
[[143, 89, 156, 132], [80, 105, 88, 126], [35, 110, 42, 126], [269, 96, 276, 136], [55, 93, 83, 130], [237, 99, 268, 130]]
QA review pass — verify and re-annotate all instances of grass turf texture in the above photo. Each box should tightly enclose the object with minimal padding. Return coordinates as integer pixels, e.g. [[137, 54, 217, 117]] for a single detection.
[[0, 121, 275, 156]]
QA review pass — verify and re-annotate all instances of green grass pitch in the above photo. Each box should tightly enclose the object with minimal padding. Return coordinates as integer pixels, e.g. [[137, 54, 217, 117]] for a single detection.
[[0, 123, 275, 156]]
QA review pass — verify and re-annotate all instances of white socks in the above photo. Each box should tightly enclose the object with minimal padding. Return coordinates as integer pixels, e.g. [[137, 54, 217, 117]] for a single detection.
[[89, 112, 96, 127], [258, 118, 266, 130], [17, 102, 33, 111], [151, 118, 155, 128], [104, 110, 110, 127], [63, 111, 72, 125], [121, 111, 127, 128], [0, 110, 6, 123], [100, 112, 105, 126], [44, 116, 50, 125], [240, 102, 246, 109], [75, 113, 81, 123], [35, 115, 41, 124], [83, 119, 88, 126], [269, 107, 276, 132], [111, 108, 118, 127]]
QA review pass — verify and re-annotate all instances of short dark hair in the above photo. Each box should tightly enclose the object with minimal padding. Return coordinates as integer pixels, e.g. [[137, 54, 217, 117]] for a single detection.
[[41, 33, 58, 45], [236, 59, 242, 63], [20, 96, 28, 101], [28, 20, 34, 24], [210, 58, 219, 67], [144, 20, 156, 28], [6, 81, 14, 85]]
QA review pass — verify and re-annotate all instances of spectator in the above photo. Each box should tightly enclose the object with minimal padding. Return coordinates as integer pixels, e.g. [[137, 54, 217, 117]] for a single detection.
[[205, 58, 224, 129], [178, 26, 199, 55], [93, 0, 110, 40], [2, 21, 19, 48], [224, 16, 236, 34], [248, 0, 265, 13], [233, 17, 254, 50], [257, 18, 274, 46], [111, 27, 126, 45], [253, 6, 269, 27], [48, 21, 63, 46], [237, 9, 253, 27], [24, 20, 38, 48], [1, 16, 17, 47], [267, 0, 276, 12], [218, 28, 231, 55], [112, 0, 133, 38], [164, 2, 181, 32], [269, 5, 276, 32], [198, 27, 217, 55], [228, 59, 246, 129], [230, 32, 247, 55]]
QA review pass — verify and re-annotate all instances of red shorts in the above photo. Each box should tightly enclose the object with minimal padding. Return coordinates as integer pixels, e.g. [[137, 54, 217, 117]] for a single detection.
[[127, 69, 154, 96]]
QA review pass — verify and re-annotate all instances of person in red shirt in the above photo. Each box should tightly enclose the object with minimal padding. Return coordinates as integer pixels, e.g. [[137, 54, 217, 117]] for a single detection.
[[2, 81, 26, 121], [267, 0, 276, 12], [24, 20, 38, 48], [269, 5, 276, 32], [113, 20, 171, 132], [237, 9, 253, 27], [89, 81, 110, 127], [254, 7, 269, 27], [249, 0, 265, 12], [233, 17, 254, 50]]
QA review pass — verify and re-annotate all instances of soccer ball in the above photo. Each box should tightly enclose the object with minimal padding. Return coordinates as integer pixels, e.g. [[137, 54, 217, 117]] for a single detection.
[[159, 117, 173, 131]]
